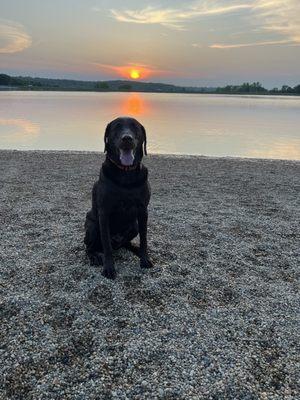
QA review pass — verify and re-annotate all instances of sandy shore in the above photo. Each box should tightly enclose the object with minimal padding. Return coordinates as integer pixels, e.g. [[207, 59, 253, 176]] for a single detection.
[[0, 150, 299, 399]]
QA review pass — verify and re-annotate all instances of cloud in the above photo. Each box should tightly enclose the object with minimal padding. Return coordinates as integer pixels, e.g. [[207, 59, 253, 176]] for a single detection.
[[253, 0, 300, 43], [209, 0, 300, 48], [0, 19, 32, 54], [106, 1, 300, 48], [210, 39, 293, 48], [109, 2, 252, 30], [192, 43, 203, 48]]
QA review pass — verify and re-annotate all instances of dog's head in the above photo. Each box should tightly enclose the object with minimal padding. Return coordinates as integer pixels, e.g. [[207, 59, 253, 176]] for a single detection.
[[104, 117, 147, 167]]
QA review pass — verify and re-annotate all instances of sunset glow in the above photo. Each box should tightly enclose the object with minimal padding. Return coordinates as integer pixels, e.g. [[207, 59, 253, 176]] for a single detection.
[[130, 70, 140, 79], [1, 1, 300, 86], [121, 93, 150, 116], [114, 65, 152, 80], [93, 63, 172, 81]]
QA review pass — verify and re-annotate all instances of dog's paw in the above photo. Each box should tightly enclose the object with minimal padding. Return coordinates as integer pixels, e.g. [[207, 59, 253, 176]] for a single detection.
[[102, 267, 117, 280], [89, 253, 103, 266], [140, 257, 153, 269]]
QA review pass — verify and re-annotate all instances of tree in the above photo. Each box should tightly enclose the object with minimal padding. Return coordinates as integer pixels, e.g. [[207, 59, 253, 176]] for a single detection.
[[281, 85, 293, 93], [216, 82, 266, 94], [118, 84, 132, 91], [96, 82, 109, 90], [248, 82, 265, 93], [0, 74, 12, 85], [293, 84, 300, 94], [241, 83, 250, 92]]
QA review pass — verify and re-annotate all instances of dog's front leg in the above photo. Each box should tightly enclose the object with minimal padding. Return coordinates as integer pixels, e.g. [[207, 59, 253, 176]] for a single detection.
[[99, 211, 116, 280], [137, 207, 153, 269]]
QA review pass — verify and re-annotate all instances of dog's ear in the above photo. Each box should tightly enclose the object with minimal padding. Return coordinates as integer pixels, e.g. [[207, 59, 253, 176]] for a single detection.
[[104, 122, 111, 153], [141, 124, 147, 156]]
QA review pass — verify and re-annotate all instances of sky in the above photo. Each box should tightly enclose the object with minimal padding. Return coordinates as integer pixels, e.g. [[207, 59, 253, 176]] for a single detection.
[[1, 0, 300, 87]]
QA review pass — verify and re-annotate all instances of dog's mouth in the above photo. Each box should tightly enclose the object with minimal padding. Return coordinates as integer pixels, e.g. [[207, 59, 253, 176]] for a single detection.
[[119, 149, 135, 166]]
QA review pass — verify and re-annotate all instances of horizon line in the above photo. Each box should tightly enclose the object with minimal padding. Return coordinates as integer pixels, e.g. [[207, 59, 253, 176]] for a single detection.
[[1, 72, 299, 89]]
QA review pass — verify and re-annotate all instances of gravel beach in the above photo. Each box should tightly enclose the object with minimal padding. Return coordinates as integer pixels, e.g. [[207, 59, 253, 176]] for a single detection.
[[0, 150, 299, 399]]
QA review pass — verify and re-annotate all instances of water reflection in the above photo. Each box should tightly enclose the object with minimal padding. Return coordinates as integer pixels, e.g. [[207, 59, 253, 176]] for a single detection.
[[0, 91, 299, 160], [0, 118, 40, 144], [120, 93, 151, 116], [248, 139, 300, 160]]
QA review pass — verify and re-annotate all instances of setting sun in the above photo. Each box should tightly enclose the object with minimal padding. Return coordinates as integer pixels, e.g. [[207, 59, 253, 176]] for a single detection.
[[130, 70, 140, 79], [96, 64, 164, 80]]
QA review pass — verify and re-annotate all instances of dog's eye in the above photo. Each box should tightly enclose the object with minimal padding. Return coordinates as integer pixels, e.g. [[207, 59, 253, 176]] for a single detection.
[[129, 122, 137, 132]]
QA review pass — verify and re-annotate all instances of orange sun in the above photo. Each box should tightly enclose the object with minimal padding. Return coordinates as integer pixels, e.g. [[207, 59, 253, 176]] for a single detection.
[[130, 69, 140, 79]]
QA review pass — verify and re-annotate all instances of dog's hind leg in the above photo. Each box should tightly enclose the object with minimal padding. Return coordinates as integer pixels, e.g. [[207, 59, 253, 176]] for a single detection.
[[112, 221, 139, 250], [84, 211, 103, 266], [88, 252, 103, 266], [123, 242, 140, 257], [120, 222, 140, 257]]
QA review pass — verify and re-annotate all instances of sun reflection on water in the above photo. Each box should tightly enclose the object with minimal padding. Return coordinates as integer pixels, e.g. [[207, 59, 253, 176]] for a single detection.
[[120, 93, 150, 116], [0, 118, 40, 143]]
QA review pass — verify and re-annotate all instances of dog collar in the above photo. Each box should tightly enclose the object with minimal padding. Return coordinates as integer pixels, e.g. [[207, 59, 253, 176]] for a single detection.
[[101, 164, 148, 189], [107, 156, 140, 171]]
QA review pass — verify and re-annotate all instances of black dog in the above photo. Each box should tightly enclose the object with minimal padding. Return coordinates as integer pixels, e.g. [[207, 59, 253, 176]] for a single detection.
[[84, 117, 153, 279]]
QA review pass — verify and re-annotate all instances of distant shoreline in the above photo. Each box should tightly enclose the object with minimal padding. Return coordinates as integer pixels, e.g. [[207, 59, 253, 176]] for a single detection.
[[1, 73, 299, 96], [1, 88, 300, 96]]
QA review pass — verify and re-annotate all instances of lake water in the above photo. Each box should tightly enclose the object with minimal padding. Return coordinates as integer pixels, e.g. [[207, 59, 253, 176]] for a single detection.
[[0, 91, 299, 160]]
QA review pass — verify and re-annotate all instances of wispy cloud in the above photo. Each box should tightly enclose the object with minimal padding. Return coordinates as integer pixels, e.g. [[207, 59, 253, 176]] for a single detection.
[[209, 0, 300, 48], [253, 0, 300, 43], [0, 19, 32, 54], [109, 2, 252, 30], [210, 39, 293, 48], [105, 0, 300, 48]]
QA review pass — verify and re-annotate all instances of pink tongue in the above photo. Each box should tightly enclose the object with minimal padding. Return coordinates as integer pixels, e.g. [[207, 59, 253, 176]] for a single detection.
[[120, 150, 134, 166]]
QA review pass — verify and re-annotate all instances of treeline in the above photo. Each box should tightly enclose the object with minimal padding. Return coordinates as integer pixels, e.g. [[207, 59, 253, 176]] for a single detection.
[[0, 74, 95, 90], [0, 73, 198, 93], [0, 74, 42, 87], [1, 74, 300, 95], [216, 81, 300, 95]]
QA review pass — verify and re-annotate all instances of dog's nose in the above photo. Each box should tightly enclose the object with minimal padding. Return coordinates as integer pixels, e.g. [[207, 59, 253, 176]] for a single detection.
[[121, 134, 133, 143]]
